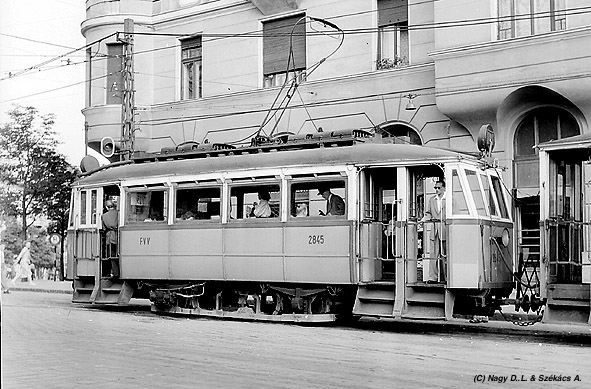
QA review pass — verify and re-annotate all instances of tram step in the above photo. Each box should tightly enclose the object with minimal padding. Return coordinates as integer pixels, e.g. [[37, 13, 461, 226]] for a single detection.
[[93, 281, 134, 305], [355, 286, 395, 302], [401, 308, 445, 320], [352, 299, 394, 317], [405, 290, 445, 306]]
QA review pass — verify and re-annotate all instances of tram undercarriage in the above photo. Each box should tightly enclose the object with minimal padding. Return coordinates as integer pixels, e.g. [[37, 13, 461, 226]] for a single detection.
[[147, 282, 357, 323]]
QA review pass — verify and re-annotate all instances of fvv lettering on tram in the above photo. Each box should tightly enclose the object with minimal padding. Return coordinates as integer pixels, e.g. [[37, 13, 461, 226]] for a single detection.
[[139, 237, 151, 245]]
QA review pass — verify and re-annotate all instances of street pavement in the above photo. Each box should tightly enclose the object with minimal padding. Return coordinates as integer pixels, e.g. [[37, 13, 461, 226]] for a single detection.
[[4, 279, 591, 340]]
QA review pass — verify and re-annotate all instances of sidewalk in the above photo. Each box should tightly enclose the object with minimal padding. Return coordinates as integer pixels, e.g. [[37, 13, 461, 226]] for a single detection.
[[6, 279, 73, 294], [5, 279, 591, 339]]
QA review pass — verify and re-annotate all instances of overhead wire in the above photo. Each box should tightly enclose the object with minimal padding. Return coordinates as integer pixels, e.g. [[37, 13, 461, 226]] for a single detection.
[[3, 4, 590, 108]]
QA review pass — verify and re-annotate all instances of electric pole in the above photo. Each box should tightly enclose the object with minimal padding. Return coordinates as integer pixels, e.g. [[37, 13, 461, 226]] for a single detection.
[[119, 18, 135, 161]]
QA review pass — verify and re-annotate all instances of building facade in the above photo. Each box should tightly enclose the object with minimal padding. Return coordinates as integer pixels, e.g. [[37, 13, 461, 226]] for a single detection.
[[81, 0, 591, 266]]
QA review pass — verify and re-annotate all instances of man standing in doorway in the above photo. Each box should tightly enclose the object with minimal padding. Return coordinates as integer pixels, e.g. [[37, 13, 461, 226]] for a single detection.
[[101, 200, 119, 278], [420, 179, 447, 284]]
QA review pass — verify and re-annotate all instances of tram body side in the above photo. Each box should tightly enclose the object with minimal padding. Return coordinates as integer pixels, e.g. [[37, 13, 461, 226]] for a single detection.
[[119, 219, 355, 284]]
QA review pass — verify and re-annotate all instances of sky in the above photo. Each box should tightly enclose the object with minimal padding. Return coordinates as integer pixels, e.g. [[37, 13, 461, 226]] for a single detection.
[[0, 0, 90, 166]]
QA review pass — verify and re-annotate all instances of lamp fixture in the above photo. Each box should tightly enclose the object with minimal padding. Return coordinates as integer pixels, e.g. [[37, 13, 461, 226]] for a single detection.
[[404, 93, 419, 111]]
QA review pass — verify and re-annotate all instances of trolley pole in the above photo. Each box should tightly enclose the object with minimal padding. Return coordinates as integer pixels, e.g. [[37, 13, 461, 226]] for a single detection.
[[119, 18, 135, 161]]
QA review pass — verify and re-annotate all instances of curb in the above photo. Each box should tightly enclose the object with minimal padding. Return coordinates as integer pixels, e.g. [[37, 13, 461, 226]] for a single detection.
[[7, 287, 72, 294]]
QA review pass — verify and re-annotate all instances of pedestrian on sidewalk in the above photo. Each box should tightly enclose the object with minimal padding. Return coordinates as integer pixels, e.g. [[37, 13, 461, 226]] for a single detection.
[[1, 243, 10, 293], [9, 241, 36, 286]]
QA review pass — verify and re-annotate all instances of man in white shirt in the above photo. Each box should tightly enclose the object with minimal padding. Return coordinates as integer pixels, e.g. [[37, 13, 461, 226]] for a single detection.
[[420, 180, 447, 284]]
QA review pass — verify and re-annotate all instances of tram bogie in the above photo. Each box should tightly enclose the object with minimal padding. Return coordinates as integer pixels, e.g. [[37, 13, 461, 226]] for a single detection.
[[67, 134, 516, 323]]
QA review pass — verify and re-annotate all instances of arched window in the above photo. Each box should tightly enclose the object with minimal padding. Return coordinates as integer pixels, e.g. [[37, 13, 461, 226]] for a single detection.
[[380, 124, 422, 145], [514, 108, 578, 189]]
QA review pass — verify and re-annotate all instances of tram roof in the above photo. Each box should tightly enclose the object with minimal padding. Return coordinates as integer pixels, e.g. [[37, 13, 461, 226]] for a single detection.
[[75, 142, 473, 186], [537, 133, 591, 151]]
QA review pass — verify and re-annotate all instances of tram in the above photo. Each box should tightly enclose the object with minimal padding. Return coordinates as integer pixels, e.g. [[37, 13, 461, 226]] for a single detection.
[[66, 130, 514, 322]]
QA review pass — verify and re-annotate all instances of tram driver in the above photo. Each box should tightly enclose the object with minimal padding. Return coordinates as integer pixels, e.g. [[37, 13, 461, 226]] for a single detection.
[[419, 179, 447, 284]]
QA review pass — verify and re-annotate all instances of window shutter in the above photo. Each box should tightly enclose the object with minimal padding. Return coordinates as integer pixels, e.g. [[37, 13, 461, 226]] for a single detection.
[[378, 0, 408, 27], [263, 15, 306, 75]]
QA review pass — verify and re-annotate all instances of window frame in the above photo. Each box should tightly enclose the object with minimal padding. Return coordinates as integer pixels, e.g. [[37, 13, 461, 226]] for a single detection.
[[124, 186, 170, 224], [377, 0, 409, 69], [106, 43, 124, 104], [173, 183, 222, 223], [288, 176, 348, 219], [262, 14, 307, 88], [180, 36, 202, 100], [228, 181, 282, 222], [497, 0, 567, 40]]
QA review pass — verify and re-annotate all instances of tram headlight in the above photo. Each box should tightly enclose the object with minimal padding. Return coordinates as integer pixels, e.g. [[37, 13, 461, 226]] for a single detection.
[[501, 228, 510, 247]]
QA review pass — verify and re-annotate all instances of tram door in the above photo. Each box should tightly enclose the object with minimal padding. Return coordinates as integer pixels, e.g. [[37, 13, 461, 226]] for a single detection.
[[360, 168, 399, 281], [68, 187, 102, 283]]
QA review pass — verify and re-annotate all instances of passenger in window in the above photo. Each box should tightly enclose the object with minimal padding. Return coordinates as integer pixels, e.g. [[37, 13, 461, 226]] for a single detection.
[[181, 210, 195, 220], [295, 203, 308, 217], [419, 179, 447, 284], [250, 190, 272, 218], [145, 209, 164, 222], [318, 186, 345, 216]]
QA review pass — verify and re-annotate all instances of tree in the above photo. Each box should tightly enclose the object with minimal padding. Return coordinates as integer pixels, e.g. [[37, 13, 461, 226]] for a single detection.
[[0, 105, 58, 238], [1, 105, 79, 279]]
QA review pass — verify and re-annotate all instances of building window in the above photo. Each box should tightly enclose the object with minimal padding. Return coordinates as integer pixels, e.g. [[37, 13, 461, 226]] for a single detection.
[[498, 0, 566, 40], [379, 124, 421, 145], [514, 107, 579, 189], [181, 37, 202, 100], [106, 43, 123, 104], [377, 0, 409, 69], [263, 15, 307, 88]]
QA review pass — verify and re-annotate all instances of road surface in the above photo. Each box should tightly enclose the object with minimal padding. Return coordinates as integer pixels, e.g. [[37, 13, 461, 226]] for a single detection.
[[2, 292, 589, 388]]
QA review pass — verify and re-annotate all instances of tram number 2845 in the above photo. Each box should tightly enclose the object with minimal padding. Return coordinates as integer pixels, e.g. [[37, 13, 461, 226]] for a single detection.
[[308, 234, 325, 245]]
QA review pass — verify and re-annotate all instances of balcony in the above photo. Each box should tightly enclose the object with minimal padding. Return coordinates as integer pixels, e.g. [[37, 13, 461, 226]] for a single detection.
[[430, 26, 591, 118]]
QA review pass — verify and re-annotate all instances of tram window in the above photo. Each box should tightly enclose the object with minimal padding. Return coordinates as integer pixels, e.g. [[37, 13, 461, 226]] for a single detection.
[[481, 175, 498, 216], [90, 190, 98, 224], [69, 192, 75, 227], [229, 184, 280, 220], [290, 180, 346, 217], [80, 190, 88, 225], [465, 170, 487, 217], [451, 170, 469, 216], [175, 187, 221, 221], [126, 189, 168, 223], [491, 176, 509, 219]]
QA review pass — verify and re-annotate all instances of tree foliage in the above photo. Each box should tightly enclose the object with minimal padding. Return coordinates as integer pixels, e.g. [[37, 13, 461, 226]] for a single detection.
[[0, 105, 78, 250]]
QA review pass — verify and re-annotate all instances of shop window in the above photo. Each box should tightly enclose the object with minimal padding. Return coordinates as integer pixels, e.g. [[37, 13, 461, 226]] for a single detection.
[[175, 187, 221, 221], [230, 184, 280, 220], [263, 14, 306, 88], [126, 189, 168, 223]]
